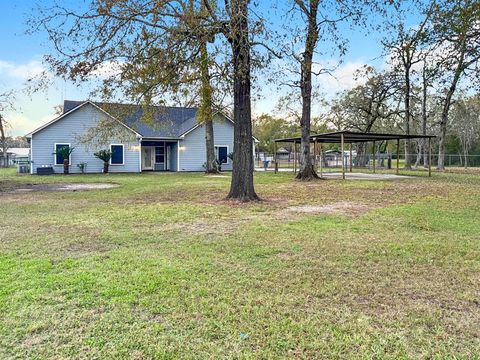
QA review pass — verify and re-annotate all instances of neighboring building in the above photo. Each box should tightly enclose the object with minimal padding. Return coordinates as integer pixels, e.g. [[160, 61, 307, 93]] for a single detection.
[[324, 150, 357, 167], [0, 148, 30, 167], [275, 147, 291, 161], [26, 100, 242, 174]]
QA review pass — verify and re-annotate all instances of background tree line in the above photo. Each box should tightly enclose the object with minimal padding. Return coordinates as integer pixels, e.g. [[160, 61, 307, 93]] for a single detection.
[[253, 0, 480, 170]]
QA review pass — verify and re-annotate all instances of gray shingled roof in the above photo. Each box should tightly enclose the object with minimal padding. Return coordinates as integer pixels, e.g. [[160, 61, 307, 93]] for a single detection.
[[64, 100, 199, 138]]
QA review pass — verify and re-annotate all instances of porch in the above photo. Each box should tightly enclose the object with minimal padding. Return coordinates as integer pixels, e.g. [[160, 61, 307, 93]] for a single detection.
[[140, 140, 178, 172]]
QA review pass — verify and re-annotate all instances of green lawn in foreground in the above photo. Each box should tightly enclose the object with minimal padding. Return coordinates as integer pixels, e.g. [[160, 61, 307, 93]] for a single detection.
[[0, 168, 479, 358]]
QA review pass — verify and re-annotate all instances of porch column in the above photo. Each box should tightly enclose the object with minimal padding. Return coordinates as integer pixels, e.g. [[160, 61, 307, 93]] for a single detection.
[[138, 139, 142, 173]]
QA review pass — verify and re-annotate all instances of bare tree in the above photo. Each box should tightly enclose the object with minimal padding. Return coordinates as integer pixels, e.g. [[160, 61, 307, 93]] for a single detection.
[[451, 95, 480, 168], [431, 0, 480, 170], [415, 52, 441, 167], [383, 2, 434, 170], [0, 91, 16, 168], [328, 67, 402, 165], [279, 0, 386, 180]]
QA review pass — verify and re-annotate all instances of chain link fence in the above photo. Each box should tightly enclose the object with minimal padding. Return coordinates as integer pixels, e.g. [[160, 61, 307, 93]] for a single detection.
[[255, 152, 480, 171]]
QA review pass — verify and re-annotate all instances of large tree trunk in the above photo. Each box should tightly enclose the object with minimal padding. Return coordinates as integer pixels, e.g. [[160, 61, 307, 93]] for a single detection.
[[438, 69, 462, 170], [296, 0, 319, 181], [198, 40, 218, 174], [227, 0, 258, 201], [414, 141, 422, 167], [437, 98, 452, 170], [421, 70, 428, 168], [356, 142, 368, 167]]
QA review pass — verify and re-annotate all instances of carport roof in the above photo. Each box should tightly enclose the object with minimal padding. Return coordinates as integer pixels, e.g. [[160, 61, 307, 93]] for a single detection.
[[275, 130, 435, 144]]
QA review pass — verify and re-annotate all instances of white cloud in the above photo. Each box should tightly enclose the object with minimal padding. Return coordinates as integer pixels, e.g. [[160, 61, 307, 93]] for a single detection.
[[0, 60, 47, 81], [90, 60, 124, 79], [2, 112, 53, 137], [315, 60, 368, 94], [0, 56, 95, 137]]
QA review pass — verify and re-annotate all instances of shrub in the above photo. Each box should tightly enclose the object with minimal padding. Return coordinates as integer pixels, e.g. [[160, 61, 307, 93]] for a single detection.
[[94, 150, 112, 173]]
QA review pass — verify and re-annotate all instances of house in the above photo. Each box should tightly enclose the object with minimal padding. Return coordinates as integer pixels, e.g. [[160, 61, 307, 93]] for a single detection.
[[275, 147, 291, 161], [0, 148, 30, 167], [324, 150, 357, 167], [26, 100, 242, 174]]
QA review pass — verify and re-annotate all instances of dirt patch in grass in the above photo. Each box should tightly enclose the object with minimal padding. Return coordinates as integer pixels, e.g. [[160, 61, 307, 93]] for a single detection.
[[285, 201, 370, 217], [9, 183, 119, 192]]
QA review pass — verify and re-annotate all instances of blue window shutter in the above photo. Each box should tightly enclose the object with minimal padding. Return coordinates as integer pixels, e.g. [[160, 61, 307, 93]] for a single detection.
[[56, 144, 69, 165], [218, 147, 228, 163], [111, 145, 124, 164]]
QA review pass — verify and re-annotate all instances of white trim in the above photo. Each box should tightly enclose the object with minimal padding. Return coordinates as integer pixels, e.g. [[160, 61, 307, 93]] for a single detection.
[[215, 144, 230, 165], [26, 101, 141, 138], [177, 140, 180, 171], [138, 138, 142, 173], [88, 102, 141, 137], [178, 113, 259, 143], [30, 136, 33, 174], [54, 143, 71, 166], [26, 103, 90, 138], [141, 136, 182, 140], [110, 144, 125, 165], [179, 112, 235, 138]]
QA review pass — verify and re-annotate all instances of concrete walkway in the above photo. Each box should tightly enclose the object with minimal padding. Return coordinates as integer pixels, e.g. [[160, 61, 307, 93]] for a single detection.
[[319, 172, 411, 180], [255, 168, 412, 180]]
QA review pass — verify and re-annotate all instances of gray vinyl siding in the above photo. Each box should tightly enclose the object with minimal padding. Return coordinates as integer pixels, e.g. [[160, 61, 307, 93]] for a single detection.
[[31, 104, 140, 174], [178, 115, 234, 171]]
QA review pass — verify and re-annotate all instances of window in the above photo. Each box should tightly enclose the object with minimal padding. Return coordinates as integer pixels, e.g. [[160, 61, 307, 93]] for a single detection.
[[215, 145, 229, 164], [110, 144, 124, 165], [54, 143, 70, 165], [155, 145, 165, 163]]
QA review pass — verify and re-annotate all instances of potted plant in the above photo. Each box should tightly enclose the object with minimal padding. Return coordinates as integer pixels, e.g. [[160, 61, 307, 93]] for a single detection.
[[94, 149, 112, 173], [54, 146, 75, 174], [77, 162, 87, 174]]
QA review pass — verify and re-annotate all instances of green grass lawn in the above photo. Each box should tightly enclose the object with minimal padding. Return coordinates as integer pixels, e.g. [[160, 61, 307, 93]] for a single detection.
[[1, 168, 479, 358]]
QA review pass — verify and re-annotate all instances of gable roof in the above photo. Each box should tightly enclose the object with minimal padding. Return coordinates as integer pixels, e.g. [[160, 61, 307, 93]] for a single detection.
[[62, 100, 230, 139], [26, 101, 141, 138]]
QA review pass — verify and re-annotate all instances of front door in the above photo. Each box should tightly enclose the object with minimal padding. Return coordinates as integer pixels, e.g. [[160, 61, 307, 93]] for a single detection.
[[142, 147, 153, 170]]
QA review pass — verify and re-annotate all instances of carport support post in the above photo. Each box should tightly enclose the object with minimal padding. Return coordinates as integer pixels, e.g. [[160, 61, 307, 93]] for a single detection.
[[396, 139, 400, 175], [428, 137, 432, 177], [372, 141, 376, 173], [274, 141, 277, 174], [313, 139, 317, 171], [349, 143, 353, 172], [293, 141, 297, 174], [341, 133, 345, 180], [319, 143, 323, 178]]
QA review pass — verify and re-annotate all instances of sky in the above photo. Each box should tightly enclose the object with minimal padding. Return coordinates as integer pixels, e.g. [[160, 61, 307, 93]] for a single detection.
[[0, 1, 416, 137]]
